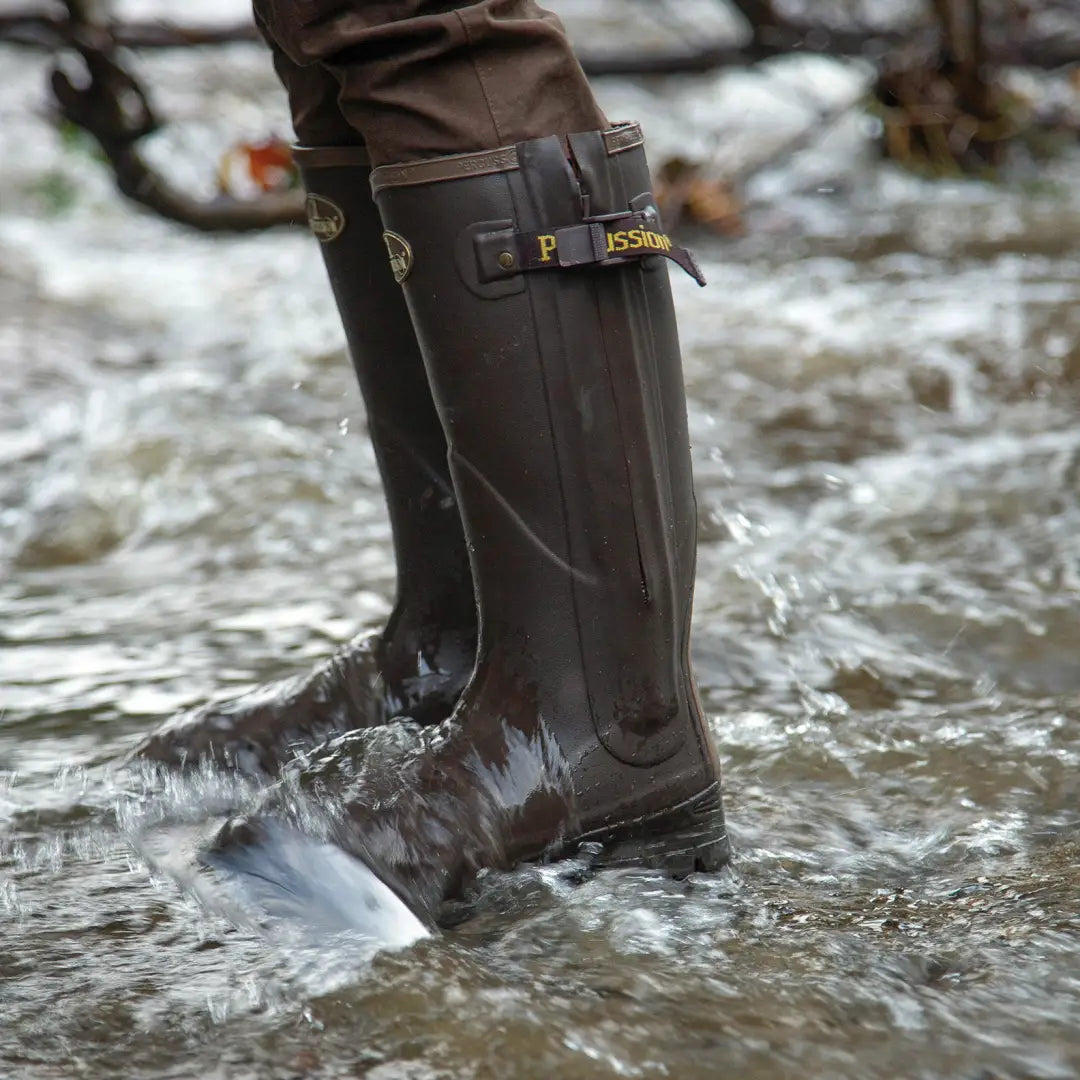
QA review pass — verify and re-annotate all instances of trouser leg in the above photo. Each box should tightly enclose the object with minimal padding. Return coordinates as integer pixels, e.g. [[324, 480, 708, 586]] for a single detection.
[[252, 0, 607, 163]]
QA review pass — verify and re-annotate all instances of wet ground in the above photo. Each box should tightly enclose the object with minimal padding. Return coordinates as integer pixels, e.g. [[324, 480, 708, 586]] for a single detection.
[[4, 6, 1080, 1078]]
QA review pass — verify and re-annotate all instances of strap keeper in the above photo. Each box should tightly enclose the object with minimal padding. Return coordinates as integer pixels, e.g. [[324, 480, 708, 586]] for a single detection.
[[554, 222, 608, 266], [589, 222, 609, 262]]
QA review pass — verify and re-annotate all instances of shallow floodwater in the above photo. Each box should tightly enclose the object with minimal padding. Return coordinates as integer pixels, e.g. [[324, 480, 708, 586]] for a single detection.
[[5, 14, 1080, 1080]]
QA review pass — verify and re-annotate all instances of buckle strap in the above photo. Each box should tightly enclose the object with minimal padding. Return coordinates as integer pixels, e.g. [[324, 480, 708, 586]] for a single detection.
[[478, 211, 706, 287]]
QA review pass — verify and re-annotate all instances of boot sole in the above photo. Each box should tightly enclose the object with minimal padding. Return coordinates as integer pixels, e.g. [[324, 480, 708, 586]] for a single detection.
[[574, 781, 730, 878]]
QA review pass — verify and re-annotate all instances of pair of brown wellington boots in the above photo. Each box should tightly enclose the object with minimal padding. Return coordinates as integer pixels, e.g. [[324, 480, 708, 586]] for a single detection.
[[138, 124, 730, 921]]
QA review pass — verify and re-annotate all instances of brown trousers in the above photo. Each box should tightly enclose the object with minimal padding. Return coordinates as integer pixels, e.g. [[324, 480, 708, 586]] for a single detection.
[[253, 0, 607, 165]]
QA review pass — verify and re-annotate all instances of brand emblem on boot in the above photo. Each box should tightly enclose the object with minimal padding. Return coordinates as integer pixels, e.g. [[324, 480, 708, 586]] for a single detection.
[[382, 230, 413, 284], [305, 194, 346, 243]]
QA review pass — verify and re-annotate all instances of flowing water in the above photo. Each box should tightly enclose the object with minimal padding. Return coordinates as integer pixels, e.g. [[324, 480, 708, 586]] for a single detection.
[[4, 9, 1080, 1078]]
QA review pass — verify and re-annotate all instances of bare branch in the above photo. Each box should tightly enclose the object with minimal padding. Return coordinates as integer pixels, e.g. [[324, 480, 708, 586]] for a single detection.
[[39, 7, 304, 232], [577, 44, 759, 77], [104, 146, 305, 231], [112, 19, 260, 48]]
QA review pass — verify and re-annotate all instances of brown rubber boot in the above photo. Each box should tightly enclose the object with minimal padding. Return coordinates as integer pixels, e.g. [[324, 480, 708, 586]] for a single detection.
[[136, 153, 477, 775], [209, 126, 729, 913]]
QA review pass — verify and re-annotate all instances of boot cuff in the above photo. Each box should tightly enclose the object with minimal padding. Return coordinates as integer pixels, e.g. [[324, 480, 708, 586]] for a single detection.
[[292, 144, 372, 169], [369, 123, 643, 194]]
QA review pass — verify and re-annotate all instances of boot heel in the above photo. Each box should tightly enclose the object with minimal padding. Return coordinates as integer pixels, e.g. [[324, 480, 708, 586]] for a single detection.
[[580, 782, 731, 878]]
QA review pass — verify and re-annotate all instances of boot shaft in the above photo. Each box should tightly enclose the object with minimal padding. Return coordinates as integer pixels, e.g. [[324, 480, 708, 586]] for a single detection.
[[373, 126, 705, 768], [294, 150, 477, 720], [294, 148, 471, 610]]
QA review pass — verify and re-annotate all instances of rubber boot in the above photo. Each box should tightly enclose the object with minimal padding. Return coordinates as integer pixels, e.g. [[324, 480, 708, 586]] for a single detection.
[[136, 152, 476, 775], [209, 126, 729, 914], [294, 148, 477, 724]]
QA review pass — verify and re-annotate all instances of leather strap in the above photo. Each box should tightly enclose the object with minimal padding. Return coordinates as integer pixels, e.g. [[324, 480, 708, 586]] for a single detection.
[[480, 211, 706, 287]]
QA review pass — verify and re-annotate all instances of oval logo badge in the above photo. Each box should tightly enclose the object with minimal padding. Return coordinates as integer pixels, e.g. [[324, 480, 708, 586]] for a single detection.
[[382, 230, 413, 284], [305, 193, 345, 243]]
